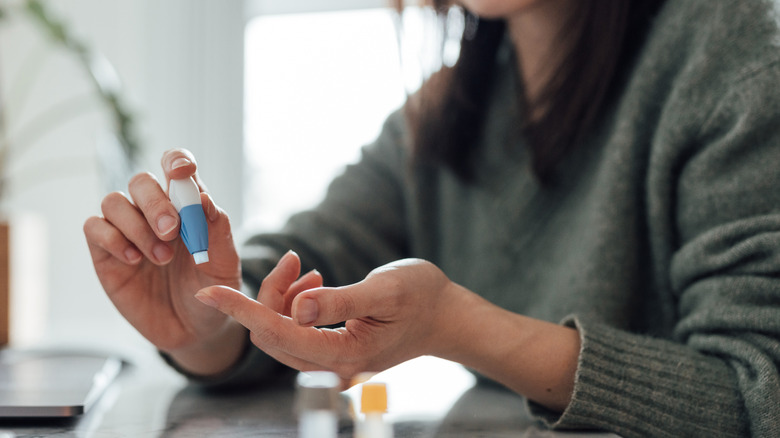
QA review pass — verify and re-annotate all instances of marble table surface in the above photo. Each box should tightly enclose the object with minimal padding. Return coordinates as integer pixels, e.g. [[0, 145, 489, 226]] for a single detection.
[[0, 350, 620, 438]]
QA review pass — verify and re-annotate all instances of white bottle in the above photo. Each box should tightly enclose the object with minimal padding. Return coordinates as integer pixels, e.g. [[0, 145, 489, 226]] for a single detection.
[[295, 372, 341, 438]]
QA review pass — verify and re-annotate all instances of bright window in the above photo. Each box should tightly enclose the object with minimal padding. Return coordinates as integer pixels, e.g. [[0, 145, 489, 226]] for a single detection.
[[244, 8, 408, 231], [242, 3, 476, 416]]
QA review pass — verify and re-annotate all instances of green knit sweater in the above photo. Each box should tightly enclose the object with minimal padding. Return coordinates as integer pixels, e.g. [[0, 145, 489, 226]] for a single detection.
[[235, 0, 780, 436]]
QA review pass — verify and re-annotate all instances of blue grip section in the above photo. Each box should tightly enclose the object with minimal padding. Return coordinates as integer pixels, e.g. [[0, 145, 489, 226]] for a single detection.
[[178, 204, 209, 255]]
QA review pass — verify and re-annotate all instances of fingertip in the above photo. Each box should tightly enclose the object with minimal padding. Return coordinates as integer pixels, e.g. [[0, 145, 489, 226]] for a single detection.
[[195, 285, 239, 310], [194, 288, 219, 309], [162, 148, 198, 180], [156, 214, 179, 237], [152, 242, 174, 265], [288, 269, 323, 295], [269, 250, 301, 279], [124, 247, 143, 265], [292, 296, 319, 326], [281, 249, 300, 267]]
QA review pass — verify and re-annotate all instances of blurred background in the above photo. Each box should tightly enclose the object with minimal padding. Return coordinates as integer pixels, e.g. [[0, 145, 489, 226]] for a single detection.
[[0, 0, 458, 357]]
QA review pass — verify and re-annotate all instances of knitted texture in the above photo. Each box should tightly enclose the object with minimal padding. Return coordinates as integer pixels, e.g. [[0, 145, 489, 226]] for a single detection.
[[236, 0, 780, 435]]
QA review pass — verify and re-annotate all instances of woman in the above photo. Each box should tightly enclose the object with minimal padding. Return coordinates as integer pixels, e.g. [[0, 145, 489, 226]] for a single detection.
[[84, 0, 780, 436]]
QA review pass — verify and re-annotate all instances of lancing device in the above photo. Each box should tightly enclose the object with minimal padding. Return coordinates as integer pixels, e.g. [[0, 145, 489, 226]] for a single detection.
[[168, 177, 209, 264]]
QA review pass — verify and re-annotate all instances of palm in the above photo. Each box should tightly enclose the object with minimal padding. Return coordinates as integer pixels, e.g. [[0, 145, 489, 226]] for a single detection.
[[95, 237, 240, 351]]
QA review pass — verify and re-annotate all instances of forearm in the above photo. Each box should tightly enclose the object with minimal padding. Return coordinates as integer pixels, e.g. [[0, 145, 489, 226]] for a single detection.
[[434, 284, 580, 412]]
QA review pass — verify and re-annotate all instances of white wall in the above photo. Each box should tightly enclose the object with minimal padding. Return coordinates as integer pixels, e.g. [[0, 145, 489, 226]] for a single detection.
[[0, 0, 243, 356]]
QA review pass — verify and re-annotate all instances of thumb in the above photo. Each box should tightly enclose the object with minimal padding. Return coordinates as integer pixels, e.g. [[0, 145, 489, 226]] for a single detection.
[[198, 192, 239, 269], [201, 192, 225, 227], [291, 282, 382, 327]]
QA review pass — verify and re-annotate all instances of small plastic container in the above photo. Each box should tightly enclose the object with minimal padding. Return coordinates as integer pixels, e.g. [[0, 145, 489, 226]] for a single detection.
[[357, 382, 393, 438], [295, 372, 341, 438]]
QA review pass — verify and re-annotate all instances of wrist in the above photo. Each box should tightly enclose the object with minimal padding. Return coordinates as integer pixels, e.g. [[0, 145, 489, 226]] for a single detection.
[[165, 318, 248, 377], [427, 281, 486, 359], [432, 286, 580, 412]]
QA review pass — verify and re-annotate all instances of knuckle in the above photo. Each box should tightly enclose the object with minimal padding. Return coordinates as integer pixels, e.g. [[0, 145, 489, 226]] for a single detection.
[[83, 216, 100, 236], [383, 274, 405, 292], [98, 225, 122, 247], [384, 286, 407, 310], [100, 191, 129, 214], [249, 326, 282, 349], [83, 217, 131, 256], [370, 265, 406, 291], [128, 171, 158, 189], [376, 274, 407, 308], [259, 276, 281, 295], [141, 196, 170, 215], [334, 292, 356, 319]]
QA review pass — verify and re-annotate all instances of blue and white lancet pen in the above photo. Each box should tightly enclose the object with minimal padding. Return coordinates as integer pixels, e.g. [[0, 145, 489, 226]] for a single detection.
[[168, 177, 209, 264]]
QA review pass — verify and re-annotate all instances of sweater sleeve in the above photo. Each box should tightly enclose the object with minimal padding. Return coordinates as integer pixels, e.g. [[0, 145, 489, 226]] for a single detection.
[[531, 66, 780, 437]]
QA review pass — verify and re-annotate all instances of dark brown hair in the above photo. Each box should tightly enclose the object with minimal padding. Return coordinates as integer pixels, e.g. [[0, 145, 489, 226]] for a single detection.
[[402, 1, 664, 182]]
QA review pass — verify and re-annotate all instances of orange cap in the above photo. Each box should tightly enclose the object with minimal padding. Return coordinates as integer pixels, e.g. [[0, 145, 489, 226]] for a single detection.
[[360, 382, 388, 413]]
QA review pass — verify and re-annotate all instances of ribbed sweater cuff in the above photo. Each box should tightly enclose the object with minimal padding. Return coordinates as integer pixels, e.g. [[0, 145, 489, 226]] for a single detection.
[[527, 316, 746, 438]]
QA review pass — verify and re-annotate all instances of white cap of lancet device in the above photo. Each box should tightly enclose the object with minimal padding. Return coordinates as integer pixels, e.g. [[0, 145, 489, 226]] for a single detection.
[[192, 251, 209, 264]]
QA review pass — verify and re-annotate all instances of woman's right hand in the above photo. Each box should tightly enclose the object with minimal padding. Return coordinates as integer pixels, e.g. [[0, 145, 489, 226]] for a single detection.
[[83, 148, 246, 376]]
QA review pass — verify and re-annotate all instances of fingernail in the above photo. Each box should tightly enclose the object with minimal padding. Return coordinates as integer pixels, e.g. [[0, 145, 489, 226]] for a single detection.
[[195, 291, 218, 308], [171, 157, 191, 170], [157, 215, 178, 235], [124, 247, 142, 264], [279, 250, 297, 267], [295, 298, 318, 325], [153, 243, 173, 263]]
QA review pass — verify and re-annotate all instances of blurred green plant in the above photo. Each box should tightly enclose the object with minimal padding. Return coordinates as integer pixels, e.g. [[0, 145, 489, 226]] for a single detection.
[[0, 0, 140, 199]]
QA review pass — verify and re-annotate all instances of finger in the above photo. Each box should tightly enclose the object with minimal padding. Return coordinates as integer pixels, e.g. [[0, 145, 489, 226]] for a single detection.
[[201, 192, 219, 222], [83, 216, 143, 265], [101, 190, 174, 265], [161, 148, 197, 181], [283, 269, 323, 316], [127, 172, 180, 241], [288, 269, 323, 296], [256, 345, 355, 388], [195, 285, 347, 364], [291, 280, 388, 327], [255, 342, 326, 375], [256, 251, 301, 312], [196, 285, 302, 352], [161, 148, 210, 193], [197, 286, 384, 379]]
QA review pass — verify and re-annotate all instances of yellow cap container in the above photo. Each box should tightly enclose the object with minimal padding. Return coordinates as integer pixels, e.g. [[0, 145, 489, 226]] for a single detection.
[[360, 382, 388, 414]]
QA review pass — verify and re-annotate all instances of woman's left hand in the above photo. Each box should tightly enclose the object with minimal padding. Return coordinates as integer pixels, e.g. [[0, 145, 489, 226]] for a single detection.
[[197, 257, 581, 412], [194, 258, 471, 380]]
